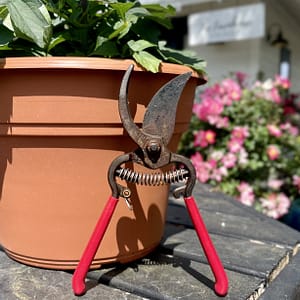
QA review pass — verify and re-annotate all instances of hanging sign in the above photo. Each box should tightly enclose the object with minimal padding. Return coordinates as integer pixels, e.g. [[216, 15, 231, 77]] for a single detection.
[[188, 3, 265, 46]]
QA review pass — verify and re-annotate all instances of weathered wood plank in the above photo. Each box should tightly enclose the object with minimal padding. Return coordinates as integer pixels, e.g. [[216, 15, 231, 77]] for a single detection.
[[166, 201, 300, 247], [162, 223, 291, 279], [0, 250, 142, 300], [87, 251, 264, 300], [260, 249, 300, 300], [170, 183, 260, 217], [192, 184, 300, 239]]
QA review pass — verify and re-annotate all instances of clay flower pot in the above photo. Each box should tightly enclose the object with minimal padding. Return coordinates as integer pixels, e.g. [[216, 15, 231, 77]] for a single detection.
[[0, 57, 205, 269]]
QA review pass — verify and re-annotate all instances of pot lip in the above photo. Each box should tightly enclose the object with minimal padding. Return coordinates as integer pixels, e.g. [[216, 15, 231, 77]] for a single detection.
[[0, 56, 206, 83]]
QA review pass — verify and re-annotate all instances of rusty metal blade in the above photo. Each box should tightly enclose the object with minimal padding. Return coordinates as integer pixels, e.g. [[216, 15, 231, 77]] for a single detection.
[[142, 72, 192, 145], [119, 64, 146, 147]]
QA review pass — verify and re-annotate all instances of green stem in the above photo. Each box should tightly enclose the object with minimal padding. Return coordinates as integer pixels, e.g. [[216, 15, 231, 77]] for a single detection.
[[80, 0, 88, 11]]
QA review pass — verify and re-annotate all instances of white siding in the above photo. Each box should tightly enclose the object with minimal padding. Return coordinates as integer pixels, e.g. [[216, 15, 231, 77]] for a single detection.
[[189, 39, 261, 84], [184, 0, 300, 92], [262, 0, 300, 92]]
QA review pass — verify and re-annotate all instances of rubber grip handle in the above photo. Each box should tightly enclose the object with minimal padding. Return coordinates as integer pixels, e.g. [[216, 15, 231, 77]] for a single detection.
[[72, 195, 119, 296], [184, 196, 228, 296]]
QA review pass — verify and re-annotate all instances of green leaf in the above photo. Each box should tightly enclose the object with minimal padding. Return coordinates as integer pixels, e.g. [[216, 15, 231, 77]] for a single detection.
[[0, 5, 8, 19], [158, 41, 206, 75], [7, 0, 52, 49], [127, 39, 155, 52], [125, 10, 140, 26], [0, 24, 13, 46], [142, 4, 175, 29], [111, 2, 135, 20], [109, 5, 150, 41], [133, 50, 161, 73], [131, 18, 160, 43], [0, 5, 13, 31], [126, 7, 149, 18], [48, 34, 67, 51], [92, 36, 119, 57], [109, 20, 130, 40]]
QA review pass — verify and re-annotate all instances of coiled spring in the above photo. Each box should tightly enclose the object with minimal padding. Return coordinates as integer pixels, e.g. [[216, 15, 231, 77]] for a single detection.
[[115, 168, 189, 186]]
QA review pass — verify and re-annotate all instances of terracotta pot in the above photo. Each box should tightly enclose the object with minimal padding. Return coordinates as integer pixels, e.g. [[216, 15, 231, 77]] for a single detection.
[[0, 57, 205, 269]]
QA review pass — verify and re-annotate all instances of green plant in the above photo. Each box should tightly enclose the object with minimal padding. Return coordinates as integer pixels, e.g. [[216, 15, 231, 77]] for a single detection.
[[179, 73, 300, 219], [0, 0, 206, 74]]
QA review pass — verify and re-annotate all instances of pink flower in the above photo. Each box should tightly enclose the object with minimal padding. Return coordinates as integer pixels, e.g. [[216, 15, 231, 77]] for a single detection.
[[227, 127, 248, 153], [267, 124, 282, 137], [191, 152, 228, 184], [219, 166, 228, 177], [260, 193, 290, 219], [207, 115, 229, 128], [235, 72, 247, 87], [231, 126, 249, 140], [210, 167, 226, 182], [293, 175, 300, 192], [193, 97, 223, 122], [207, 158, 227, 182], [280, 122, 299, 136], [221, 152, 237, 168], [269, 87, 282, 104], [275, 75, 291, 89], [227, 139, 243, 153], [267, 179, 283, 190], [194, 130, 216, 148], [210, 169, 222, 182], [259, 79, 282, 104], [191, 152, 203, 166], [191, 153, 211, 183], [289, 126, 299, 136], [238, 147, 249, 165], [207, 158, 217, 169], [221, 78, 242, 103], [210, 150, 224, 161], [194, 131, 205, 147], [204, 130, 216, 144], [266, 145, 280, 160], [201, 84, 222, 100], [236, 182, 255, 206]]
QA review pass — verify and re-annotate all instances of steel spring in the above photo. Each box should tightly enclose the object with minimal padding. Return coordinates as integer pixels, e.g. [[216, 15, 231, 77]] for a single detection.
[[115, 168, 189, 186]]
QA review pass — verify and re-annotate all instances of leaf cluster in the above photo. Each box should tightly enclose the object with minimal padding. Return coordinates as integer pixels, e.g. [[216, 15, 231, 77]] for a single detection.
[[0, 0, 206, 74]]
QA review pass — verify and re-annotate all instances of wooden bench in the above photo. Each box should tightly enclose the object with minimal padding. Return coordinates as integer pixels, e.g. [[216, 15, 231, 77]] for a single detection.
[[1, 183, 300, 299]]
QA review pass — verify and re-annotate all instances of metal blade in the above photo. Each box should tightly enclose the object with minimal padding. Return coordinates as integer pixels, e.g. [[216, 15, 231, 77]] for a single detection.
[[119, 64, 146, 147], [142, 71, 192, 145]]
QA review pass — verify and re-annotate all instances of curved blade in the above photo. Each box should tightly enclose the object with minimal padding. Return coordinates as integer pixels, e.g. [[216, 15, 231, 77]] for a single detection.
[[142, 72, 192, 145], [119, 64, 146, 147]]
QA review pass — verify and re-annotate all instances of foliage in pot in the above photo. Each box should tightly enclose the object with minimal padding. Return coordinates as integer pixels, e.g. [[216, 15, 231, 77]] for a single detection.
[[0, 0, 206, 74]]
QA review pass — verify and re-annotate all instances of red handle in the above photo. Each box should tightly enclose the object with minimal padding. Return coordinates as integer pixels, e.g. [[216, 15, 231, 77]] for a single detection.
[[72, 195, 119, 296], [184, 196, 228, 296]]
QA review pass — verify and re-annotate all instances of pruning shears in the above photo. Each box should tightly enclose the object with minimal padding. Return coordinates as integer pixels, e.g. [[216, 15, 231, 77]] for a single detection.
[[72, 65, 228, 297]]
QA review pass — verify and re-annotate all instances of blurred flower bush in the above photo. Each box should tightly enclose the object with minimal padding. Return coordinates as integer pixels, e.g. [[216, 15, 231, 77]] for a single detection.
[[179, 73, 300, 219]]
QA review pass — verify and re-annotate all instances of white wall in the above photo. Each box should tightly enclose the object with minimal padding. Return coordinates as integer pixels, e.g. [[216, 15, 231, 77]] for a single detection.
[[263, 0, 300, 92], [184, 0, 300, 92], [188, 39, 261, 84]]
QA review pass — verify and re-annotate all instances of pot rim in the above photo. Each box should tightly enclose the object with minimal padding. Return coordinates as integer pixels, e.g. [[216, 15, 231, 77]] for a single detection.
[[0, 57, 206, 84]]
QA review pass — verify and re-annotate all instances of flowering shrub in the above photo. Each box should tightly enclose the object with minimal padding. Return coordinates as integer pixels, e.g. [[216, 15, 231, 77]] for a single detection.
[[179, 73, 300, 219]]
